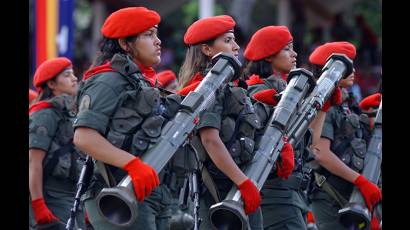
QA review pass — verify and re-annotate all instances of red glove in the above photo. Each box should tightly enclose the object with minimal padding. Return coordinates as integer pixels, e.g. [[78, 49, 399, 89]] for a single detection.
[[85, 211, 91, 226], [122, 157, 160, 202], [359, 93, 382, 111], [371, 215, 381, 230], [276, 142, 294, 179], [252, 89, 279, 106], [321, 87, 343, 112], [307, 210, 315, 224], [353, 175, 382, 211], [31, 198, 59, 225], [238, 178, 261, 215]]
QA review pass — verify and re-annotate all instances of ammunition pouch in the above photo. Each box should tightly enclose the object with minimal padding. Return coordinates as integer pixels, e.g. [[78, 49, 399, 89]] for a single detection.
[[43, 142, 85, 183]]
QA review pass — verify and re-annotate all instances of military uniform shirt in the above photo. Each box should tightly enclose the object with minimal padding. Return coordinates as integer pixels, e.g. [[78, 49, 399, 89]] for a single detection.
[[73, 73, 129, 134], [29, 108, 61, 151]]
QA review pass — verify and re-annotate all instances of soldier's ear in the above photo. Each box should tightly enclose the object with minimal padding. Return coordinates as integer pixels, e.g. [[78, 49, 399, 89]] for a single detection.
[[201, 44, 212, 57], [46, 80, 57, 91], [118, 38, 129, 52]]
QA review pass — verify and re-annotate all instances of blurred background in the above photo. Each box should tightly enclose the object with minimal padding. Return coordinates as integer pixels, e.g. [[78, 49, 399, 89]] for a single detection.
[[29, 0, 382, 101]]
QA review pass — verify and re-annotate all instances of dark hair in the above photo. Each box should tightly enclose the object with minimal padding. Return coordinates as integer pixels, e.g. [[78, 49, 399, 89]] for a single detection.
[[92, 36, 138, 67], [30, 84, 54, 105], [242, 59, 273, 79], [311, 64, 324, 80]]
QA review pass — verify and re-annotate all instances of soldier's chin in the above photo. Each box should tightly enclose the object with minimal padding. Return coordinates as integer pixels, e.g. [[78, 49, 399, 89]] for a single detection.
[[153, 56, 161, 65]]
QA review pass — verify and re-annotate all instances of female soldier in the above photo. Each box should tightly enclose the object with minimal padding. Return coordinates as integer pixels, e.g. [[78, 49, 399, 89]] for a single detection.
[[29, 57, 83, 229], [242, 26, 341, 230], [73, 7, 179, 230], [178, 15, 263, 229], [308, 42, 382, 230]]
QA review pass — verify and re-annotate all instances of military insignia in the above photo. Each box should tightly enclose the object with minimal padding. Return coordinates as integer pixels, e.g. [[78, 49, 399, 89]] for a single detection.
[[79, 95, 91, 112], [36, 126, 48, 136]]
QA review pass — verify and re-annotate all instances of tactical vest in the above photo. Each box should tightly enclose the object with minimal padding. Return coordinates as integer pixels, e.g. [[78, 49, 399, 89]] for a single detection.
[[38, 95, 85, 183], [195, 85, 261, 180], [77, 54, 184, 182], [330, 110, 371, 173], [317, 105, 372, 196]]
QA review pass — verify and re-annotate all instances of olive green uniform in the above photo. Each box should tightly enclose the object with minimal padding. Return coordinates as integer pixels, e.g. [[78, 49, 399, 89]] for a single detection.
[[29, 95, 85, 229], [193, 83, 263, 230], [73, 54, 184, 230], [309, 97, 371, 230], [248, 74, 311, 230]]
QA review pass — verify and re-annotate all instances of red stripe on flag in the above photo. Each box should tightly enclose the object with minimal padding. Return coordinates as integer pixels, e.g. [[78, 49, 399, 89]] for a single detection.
[[36, 0, 47, 67]]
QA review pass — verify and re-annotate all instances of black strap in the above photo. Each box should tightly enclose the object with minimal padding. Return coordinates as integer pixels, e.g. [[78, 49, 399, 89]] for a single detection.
[[225, 111, 246, 150], [43, 141, 75, 177]]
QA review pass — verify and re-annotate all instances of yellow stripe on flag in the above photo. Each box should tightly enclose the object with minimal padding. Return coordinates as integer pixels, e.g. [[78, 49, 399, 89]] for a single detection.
[[46, 0, 58, 59]]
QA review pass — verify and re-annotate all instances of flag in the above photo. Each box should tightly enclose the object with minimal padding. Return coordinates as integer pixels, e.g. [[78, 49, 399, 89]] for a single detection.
[[33, 0, 75, 68]]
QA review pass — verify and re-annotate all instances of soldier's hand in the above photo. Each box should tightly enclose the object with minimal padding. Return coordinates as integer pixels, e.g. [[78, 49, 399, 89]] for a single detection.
[[252, 89, 279, 106], [31, 198, 59, 225], [353, 175, 382, 211], [123, 157, 160, 202], [359, 93, 381, 111], [321, 87, 343, 112], [276, 141, 294, 179], [238, 178, 261, 215]]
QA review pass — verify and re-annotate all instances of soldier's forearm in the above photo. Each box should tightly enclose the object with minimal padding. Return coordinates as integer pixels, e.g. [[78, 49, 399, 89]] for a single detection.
[[309, 111, 327, 148], [200, 129, 248, 186], [29, 148, 46, 200], [29, 159, 44, 200], [73, 127, 134, 168], [314, 146, 359, 183]]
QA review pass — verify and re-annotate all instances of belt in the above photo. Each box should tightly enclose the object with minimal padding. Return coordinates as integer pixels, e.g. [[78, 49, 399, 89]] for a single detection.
[[265, 173, 308, 190]]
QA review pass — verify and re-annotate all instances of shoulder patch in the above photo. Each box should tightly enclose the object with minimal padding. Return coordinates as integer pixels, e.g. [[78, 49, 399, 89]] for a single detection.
[[79, 95, 91, 112], [36, 126, 48, 136]]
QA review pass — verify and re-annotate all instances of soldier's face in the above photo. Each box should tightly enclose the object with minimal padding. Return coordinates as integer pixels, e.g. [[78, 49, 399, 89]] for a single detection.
[[130, 26, 161, 66], [269, 42, 297, 74], [339, 68, 355, 88], [49, 69, 78, 96], [203, 32, 240, 58]]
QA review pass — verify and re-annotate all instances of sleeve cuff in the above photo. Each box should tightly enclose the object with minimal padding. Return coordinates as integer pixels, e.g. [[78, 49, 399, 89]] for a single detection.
[[73, 110, 110, 135], [197, 112, 221, 130], [29, 134, 51, 151]]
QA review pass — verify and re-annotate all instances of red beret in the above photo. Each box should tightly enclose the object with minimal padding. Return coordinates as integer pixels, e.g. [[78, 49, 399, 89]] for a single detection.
[[101, 7, 161, 39], [244, 26, 293, 61], [33, 57, 72, 91], [184, 15, 236, 45], [309, 41, 356, 66], [155, 70, 177, 87], [29, 89, 38, 104], [359, 93, 382, 110]]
